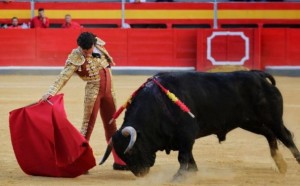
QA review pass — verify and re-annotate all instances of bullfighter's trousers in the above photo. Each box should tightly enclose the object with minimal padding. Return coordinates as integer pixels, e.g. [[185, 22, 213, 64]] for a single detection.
[[80, 68, 125, 165]]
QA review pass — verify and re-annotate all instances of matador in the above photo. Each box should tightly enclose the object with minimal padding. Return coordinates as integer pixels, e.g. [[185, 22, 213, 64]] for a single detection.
[[42, 32, 127, 170]]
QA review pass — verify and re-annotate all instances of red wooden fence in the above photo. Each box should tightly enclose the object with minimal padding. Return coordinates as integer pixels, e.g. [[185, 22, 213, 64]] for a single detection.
[[1, 2, 300, 71], [0, 28, 300, 71]]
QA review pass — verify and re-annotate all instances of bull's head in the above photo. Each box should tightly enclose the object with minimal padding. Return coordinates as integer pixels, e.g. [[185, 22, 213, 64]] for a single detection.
[[100, 126, 156, 177]]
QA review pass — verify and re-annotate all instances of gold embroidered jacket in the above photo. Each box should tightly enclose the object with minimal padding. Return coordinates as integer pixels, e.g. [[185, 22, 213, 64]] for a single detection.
[[47, 38, 114, 96]]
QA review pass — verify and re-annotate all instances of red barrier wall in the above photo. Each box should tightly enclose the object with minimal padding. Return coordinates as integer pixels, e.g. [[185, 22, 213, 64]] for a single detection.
[[261, 29, 300, 67], [1, 2, 300, 70], [0, 28, 300, 70], [196, 29, 261, 71], [0, 28, 197, 67]]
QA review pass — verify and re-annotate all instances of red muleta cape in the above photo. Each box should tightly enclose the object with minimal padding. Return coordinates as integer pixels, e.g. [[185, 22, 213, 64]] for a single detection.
[[9, 94, 96, 177]]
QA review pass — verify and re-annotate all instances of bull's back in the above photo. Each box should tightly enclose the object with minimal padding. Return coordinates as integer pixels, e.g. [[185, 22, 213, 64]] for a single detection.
[[157, 70, 278, 103]]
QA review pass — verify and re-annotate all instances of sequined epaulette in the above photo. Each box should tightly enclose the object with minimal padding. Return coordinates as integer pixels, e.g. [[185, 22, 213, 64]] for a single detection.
[[95, 45, 113, 63], [66, 49, 85, 66], [96, 37, 106, 46]]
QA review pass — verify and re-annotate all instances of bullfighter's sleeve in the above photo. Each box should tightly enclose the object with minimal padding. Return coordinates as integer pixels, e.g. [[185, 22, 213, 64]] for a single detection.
[[47, 63, 78, 96], [47, 49, 85, 95]]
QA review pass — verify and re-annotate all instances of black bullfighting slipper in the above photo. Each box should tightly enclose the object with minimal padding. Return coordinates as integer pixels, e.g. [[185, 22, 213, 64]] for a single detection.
[[113, 163, 129, 171]]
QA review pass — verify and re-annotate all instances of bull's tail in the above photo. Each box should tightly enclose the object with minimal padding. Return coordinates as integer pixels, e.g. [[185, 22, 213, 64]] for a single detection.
[[251, 70, 276, 86]]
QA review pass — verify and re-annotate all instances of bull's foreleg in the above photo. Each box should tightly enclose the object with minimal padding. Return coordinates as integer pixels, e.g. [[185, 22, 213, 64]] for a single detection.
[[173, 151, 197, 182], [187, 155, 198, 172], [173, 140, 198, 181], [176, 151, 198, 173]]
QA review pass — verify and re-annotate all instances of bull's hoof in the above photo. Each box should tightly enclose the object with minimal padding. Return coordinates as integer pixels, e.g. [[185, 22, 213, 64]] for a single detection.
[[296, 156, 300, 164], [277, 162, 287, 174], [187, 164, 198, 172], [273, 152, 287, 174], [172, 170, 187, 182], [172, 169, 197, 182]]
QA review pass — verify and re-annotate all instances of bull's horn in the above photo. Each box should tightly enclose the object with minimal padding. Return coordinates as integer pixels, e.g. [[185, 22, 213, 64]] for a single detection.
[[99, 138, 113, 165], [122, 126, 137, 154]]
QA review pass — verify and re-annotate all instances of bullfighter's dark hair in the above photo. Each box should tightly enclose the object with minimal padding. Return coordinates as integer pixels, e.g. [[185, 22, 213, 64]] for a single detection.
[[38, 8, 44, 12], [77, 32, 97, 50]]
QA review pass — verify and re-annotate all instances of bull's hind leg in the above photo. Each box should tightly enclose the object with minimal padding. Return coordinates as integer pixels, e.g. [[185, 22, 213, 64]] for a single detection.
[[274, 123, 300, 164], [240, 124, 287, 174]]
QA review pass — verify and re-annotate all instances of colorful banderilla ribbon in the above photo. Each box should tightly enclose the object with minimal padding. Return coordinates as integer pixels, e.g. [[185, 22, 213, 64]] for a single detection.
[[109, 77, 195, 124], [109, 80, 147, 124], [152, 78, 195, 119]]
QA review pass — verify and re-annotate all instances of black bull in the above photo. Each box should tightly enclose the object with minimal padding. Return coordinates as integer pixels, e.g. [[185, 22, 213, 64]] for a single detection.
[[100, 70, 300, 178]]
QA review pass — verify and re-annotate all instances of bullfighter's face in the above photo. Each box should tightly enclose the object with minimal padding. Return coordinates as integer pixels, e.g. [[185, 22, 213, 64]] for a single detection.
[[112, 130, 156, 177], [79, 46, 94, 58]]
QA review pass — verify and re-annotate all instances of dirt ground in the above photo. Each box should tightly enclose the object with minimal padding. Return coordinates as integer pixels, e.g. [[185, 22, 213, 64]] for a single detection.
[[1, 74, 300, 186]]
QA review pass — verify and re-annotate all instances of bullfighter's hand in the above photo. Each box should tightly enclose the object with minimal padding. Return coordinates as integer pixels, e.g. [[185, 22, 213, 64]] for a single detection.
[[41, 93, 51, 102]]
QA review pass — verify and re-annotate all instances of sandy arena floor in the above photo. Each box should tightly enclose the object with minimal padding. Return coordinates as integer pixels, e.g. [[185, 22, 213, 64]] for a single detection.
[[0, 74, 300, 186]]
